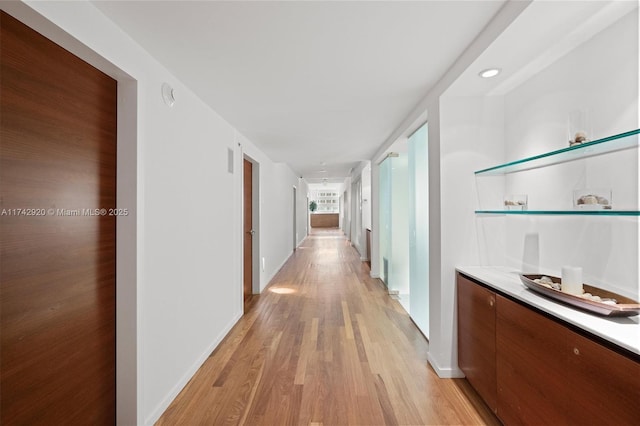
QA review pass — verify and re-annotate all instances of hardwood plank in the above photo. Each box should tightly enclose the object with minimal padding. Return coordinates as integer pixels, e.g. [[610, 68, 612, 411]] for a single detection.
[[156, 228, 500, 425]]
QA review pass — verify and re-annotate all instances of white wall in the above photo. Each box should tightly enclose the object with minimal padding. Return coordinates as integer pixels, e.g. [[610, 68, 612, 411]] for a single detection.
[[7, 2, 305, 424], [351, 178, 363, 255], [239, 134, 306, 291], [341, 180, 350, 235], [297, 178, 309, 246], [502, 9, 639, 298], [259, 161, 305, 289], [434, 6, 638, 378], [344, 161, 372, 259], [436, 96, 505, 375], [361, 163, 372, 232]]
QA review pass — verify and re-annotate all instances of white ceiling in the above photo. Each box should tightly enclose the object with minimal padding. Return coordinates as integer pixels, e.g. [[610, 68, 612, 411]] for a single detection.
[[445, 0, 638, 98], [92, 0, 505, 180]]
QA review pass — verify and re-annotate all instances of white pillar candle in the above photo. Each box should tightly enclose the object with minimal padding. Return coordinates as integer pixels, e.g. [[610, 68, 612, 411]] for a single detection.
[[561, 266, 583, 295]]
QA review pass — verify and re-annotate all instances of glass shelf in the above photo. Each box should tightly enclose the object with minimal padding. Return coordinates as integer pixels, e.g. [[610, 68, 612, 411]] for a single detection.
[[475, 210, 640, 216], [475, 129, 639, 176]]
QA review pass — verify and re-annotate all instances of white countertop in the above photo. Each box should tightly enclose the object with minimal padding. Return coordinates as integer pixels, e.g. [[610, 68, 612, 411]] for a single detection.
[[456, 266, 640, 356]]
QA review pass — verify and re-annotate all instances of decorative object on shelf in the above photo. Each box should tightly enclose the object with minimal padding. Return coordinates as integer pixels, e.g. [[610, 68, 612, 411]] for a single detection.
[[536, 275, 560, 290], [504, 194, 528, 210], [569, 131, 588, 146], [561, 265, 583, 295], [520, 274, 640, 317], [309, 200, 317, 212], [567, 109, 591, 147], [573, 188, 611, 210]]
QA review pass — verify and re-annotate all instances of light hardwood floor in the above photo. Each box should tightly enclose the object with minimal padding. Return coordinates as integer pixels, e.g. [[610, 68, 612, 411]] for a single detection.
[[157, 229, 500, 425]]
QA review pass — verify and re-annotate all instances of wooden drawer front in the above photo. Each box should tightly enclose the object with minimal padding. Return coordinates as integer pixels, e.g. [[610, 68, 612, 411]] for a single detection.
[[457, 274, 497, 412], [496, 295, 570, 425]]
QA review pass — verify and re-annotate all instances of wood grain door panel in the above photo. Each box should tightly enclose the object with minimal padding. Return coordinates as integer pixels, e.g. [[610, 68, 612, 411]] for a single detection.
[[457, 273, 497, 412], [566, 330, 640, 424], [496, 295, 570, 425], [1, 11, 116, 424], [243, 159, 253, 304]]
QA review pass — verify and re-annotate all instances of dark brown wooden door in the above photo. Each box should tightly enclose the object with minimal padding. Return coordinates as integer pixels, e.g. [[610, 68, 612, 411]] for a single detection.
[[243, 159, 253, 306], [496, 295, 569, 425], [1, 11, 116, 425], [456, 273, 497, 413], [498, 294, 640, 425], [566, 327, 640, 425]]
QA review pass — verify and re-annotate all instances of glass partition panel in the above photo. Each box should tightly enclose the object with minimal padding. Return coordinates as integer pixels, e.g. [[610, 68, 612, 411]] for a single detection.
[[391, 154, 410, 312], [409, 123, 429, 338], [379, 157, 392, 287]]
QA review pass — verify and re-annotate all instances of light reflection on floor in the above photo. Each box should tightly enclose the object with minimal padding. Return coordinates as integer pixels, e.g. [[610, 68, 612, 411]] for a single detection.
[[269, 287, 296, 295]]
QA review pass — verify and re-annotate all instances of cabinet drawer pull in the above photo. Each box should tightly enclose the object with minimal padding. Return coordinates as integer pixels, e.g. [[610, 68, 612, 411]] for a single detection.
[[573, 347, 580, 355], [489, 297, 495, 307]]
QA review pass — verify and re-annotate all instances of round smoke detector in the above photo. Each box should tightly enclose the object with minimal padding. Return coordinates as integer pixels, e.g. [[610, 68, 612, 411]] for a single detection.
[[161, 83, 176, 107]]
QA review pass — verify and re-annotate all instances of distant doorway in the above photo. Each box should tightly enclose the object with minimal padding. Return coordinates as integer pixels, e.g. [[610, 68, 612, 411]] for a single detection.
[[293, 186, 297, 251], [243, 159, 253, 308]]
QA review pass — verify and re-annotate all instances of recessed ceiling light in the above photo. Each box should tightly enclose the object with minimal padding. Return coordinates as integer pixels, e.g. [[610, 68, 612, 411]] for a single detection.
[[479, 68, 501, 78]]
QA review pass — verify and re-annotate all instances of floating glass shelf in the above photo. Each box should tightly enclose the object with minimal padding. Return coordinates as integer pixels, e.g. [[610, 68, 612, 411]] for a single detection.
[[475, 129, 639, 176], [475, 210, 640, 216]]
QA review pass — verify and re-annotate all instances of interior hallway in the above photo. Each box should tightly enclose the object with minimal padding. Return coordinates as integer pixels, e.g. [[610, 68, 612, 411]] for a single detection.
[[157, 229, 499, 425]]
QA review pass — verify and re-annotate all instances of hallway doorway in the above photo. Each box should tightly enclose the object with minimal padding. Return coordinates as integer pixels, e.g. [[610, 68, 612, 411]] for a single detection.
[[293, 186, 297, 251], [243, 158, 254, 307]]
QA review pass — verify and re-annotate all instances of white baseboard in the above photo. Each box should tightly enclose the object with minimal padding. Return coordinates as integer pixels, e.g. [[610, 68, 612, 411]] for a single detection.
[[427, 352, 465, 378], [145, 311, 243, 425]]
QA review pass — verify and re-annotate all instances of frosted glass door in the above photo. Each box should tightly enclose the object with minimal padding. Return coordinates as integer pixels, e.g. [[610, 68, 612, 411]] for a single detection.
[[379, 155, 410, 304], [391, 155, 410, 309], [379, 158, 392, 287], [409, 123, 429, 338]]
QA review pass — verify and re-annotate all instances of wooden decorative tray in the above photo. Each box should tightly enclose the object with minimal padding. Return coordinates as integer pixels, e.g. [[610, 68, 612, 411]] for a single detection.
[[520, 274, 640, 317]]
